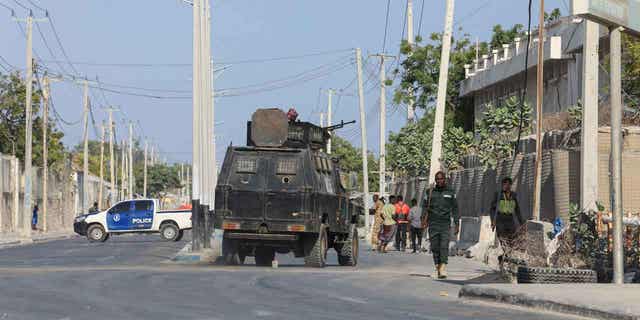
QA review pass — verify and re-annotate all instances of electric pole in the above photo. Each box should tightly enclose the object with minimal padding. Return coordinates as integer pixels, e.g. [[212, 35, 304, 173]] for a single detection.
[[41, 73, 49, 232], [121, 138, 126, 200], [355, 48, 370, 230], [144, 139, 148, 198], [18, 11, 35, 236], [327, 89, 333, 154], [106, 107, 118, 206], [581, 20, 599, 212], [370, 54, 394, 197], [406, 0, 415, 122], [81, 80, 90, 213], [99, 122, 105, 209], [428, 0, 455, 184], [128, 121, 134, 199], [192, 0, 203, 251], [531, 0, 545, 221], [610, 26, 624, 284]]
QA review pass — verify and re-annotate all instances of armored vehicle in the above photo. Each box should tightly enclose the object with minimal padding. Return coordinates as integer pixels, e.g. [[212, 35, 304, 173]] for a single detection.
[[214, 108, 359, 267]]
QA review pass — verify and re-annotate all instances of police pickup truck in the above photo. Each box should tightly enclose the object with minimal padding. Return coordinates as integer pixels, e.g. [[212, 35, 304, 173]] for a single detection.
[[73, 199, 191, 242]]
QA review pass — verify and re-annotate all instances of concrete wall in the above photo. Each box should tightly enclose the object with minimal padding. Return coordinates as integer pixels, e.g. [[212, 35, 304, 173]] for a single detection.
[[0, 152, 110, 235], [391, 128, 640, 224]]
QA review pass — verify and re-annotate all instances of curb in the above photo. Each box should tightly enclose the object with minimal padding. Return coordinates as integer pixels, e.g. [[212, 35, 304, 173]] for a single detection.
[[459, 285, 639, 320]]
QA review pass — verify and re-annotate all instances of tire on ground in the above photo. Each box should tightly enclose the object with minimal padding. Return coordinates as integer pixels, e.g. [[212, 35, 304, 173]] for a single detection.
[[304, 224, 327, 268], [160, 222, 180, 241], [517, 267, 598, 284], [174, 230, 184, 242], [337, 225, 358, 267], [87, 224, 108, 242], [254, 247, 275, 266]]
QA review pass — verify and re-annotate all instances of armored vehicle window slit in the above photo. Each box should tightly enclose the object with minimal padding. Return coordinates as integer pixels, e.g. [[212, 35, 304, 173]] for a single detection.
[[236, 158, 257, 173], [314, 156, 323, 173], [277, 159, 297, 175]]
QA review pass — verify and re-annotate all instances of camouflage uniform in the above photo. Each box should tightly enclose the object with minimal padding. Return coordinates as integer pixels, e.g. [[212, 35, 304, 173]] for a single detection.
[[423, 186, 459, 266], [371, 200, 384, 247]]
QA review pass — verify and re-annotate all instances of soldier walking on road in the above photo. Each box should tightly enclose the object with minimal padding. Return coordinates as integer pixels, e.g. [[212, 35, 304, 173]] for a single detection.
[[422, 171, 459, 279], [490, 177, 525, 247], [371, 195, 385, 250]]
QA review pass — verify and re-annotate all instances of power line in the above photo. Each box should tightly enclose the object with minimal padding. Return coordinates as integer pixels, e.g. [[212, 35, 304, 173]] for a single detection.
[[0, 2, 14, 12], [382, 0, 391, 53], [47, 15, 80, 76], [10, 0, 28, 10], [35, 21, 71, 75], [453, 0, 494, 28]]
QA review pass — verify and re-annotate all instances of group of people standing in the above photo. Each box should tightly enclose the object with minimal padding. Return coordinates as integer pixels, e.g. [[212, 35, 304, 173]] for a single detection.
[[370, 172, 524, 279]]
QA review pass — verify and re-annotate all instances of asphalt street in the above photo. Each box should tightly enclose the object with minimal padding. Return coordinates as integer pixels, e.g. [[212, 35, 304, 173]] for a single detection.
[[0, 233, 589, 320]]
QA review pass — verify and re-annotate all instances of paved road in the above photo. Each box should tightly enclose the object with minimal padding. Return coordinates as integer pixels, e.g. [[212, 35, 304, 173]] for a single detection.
[[0, 233, 588, 320]]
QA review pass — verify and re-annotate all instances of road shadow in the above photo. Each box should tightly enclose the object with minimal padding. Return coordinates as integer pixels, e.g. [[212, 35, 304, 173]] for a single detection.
[[436, 271, 507, 286]]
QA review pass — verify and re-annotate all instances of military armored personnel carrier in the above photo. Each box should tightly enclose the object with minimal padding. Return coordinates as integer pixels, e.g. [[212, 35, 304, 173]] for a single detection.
[[214, 108, 359, 267]]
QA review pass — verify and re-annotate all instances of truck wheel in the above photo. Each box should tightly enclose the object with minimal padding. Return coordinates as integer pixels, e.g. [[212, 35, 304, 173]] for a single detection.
[[255, 247, 275, 266], [304, 224, 327, 268], [222, 238, 243, 265], [338, 226, 358, 267], [160, 223, 180, 241], [174, 230, 184, 242], [87, 224, 108, 242]]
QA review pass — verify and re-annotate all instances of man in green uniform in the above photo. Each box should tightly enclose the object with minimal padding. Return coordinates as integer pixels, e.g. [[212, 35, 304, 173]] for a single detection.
[[422, 171, 459, 279]]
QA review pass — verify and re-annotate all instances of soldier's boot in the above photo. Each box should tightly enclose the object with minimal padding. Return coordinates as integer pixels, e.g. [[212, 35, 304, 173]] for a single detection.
[[438, 264, 448, 279], [433, 264, 441, 278]]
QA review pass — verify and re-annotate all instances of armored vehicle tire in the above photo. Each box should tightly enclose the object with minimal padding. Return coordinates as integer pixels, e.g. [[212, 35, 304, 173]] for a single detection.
[[255, 247, 275, 266], [338, 226, 358, 267], [87, 224, 108, 242], [222, 238, 244, 265], [517, 267, 597, 284], [304, 224, 328, 268], [160, 222, 180, 241]]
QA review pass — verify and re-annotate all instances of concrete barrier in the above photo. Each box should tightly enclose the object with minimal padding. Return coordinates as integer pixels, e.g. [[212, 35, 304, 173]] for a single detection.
[[454, 216, 495, 257]]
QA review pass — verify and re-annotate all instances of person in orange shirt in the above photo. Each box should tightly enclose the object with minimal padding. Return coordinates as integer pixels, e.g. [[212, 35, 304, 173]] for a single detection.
[[394, 195, 410, 251]]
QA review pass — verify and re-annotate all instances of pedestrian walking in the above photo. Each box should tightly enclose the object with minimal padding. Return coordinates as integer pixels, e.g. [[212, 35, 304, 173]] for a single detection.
[[31, 204, 39, 231], [422, 171, 459, 279], [490, 177, 525, 247], [377, 195, 397, 253], [371, 195, 385, 250], [394, 195, 410, 251], [407, 198, 423, 253]]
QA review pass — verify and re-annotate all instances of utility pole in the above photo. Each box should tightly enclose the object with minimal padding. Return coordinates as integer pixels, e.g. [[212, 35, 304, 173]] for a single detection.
[[428, 0, 455, 184], [202, 0, 213, 249], [106, 107, 118, 206], [41, 73, 49, 232], [370, 54, 394, 197], [144, 139, 148, 198], [319, 112, 325, 127], [17, 11, 35, 236], [121, 138, 126, 200], [98, 122, 105, 209], [327, 89, 333, 154], [128, 121, 134, 199], [191, 0, 203, 252], [610, 26, 624, 284], [581, 20, 599, 212], [81, 80, 90, 213], [355, 48, 370, 231], [531, 0, 545, 221], [406, 0, 415, 122]]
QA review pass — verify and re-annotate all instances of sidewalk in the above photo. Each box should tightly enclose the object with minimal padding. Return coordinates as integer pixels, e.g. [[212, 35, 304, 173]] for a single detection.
[[460, 283, 640, 320], [0, 230, 77, 248]]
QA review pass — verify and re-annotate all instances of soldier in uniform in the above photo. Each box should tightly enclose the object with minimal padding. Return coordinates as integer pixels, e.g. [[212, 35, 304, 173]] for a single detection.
[[422, 171, 459, 279], [371, 195, 385, 250]]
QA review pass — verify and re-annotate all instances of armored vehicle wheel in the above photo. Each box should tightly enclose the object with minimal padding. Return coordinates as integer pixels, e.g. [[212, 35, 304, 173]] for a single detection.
[[222, 238, 244, 265], [338, 225, 358, 267], [304, 224, 327, 268], [255, 247, 275, 266]]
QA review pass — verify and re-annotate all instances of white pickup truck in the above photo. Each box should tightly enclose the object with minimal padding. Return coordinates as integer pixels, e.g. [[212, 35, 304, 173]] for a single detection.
[[73, 199, 192, 242]]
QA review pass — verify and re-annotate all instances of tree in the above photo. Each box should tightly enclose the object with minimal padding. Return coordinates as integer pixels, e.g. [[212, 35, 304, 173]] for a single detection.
[[623, 34, 640, 109], [0, 71, 66, 168], [332, 135, 380, 192], [135, 163, 181, 199]]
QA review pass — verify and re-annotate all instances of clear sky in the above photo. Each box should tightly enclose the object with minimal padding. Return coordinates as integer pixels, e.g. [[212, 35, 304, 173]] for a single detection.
[[0, 0, 571, 164]]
